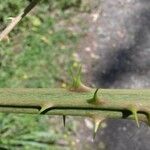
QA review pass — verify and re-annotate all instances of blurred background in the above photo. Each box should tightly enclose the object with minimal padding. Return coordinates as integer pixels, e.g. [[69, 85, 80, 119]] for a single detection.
[[0, 0, 150, 150]]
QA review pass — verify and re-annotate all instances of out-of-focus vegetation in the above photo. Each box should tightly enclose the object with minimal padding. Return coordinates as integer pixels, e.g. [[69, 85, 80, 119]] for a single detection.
[[0, 0, 82, 88], [0, 0, 89, 149]]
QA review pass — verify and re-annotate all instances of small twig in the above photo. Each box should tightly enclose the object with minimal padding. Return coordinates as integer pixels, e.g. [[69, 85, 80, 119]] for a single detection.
[[0, 0, 41, 41]]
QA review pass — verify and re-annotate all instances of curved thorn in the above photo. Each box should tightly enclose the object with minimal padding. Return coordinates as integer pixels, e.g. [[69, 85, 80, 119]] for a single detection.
[[93, 118, 102, 140], [40, 106, 47, 114], [131, 108, 139, 128], [39, 103, 53, 114], [93, 88, 99, 102], [63, 115, 66, 127], [87, 89, 100, 104]]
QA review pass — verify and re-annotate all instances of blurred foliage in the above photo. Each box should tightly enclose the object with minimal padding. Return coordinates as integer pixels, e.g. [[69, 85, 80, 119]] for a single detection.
[[0, 0, 81, 88], [0, 0, 85, 149]]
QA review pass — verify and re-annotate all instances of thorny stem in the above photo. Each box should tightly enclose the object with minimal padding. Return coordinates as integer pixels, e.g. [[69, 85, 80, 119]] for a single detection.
[[0, 0, 149, 138], [0, 88, 149, 125]]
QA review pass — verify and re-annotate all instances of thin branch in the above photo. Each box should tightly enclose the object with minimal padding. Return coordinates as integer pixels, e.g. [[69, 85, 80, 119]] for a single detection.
[[0, 0, 41, 41], [0, 88, 149, 124]]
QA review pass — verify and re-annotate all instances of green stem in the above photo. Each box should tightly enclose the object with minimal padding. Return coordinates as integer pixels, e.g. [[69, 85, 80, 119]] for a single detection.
[[0, 88, 149, 123]]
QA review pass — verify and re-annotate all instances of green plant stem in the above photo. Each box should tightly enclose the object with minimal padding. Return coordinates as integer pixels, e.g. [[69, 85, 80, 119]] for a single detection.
[[0, 88, 149, 123]]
